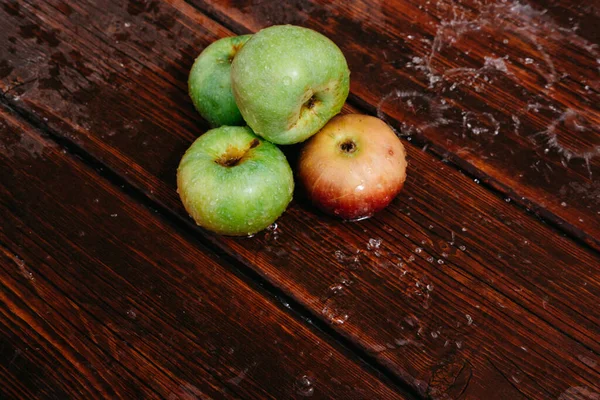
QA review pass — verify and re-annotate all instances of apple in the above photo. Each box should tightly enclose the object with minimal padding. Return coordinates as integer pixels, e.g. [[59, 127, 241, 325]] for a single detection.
[[188, 35, 252, 127], [231, 25, 350, 145], [177, 126, 294, 236], [298, 114, 407, 220]]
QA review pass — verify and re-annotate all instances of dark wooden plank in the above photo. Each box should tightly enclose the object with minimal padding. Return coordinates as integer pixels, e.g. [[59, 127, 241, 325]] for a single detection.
[[0, 108, 407, 399], [188, 0, 600, 250], [1, 0, 599, 398], [528, 0, 599, 44]]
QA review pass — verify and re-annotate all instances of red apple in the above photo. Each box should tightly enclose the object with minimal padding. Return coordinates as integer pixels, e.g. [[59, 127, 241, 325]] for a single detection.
[[298, 114, 407, 220]]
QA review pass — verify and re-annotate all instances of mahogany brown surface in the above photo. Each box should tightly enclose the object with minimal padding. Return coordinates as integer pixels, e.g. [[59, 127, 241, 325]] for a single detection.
[[1, 0, 599, 399], [0, 106, 408, 399]]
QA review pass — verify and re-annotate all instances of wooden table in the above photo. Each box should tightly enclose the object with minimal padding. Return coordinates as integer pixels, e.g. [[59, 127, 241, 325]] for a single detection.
[[1, 0, 598, 398]]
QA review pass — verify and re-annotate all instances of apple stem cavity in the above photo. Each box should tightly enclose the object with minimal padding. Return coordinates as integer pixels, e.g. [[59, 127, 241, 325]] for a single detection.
[[215, 139, 260, 167], [340, 139, 357, 154], [305, 95, 317, 110]]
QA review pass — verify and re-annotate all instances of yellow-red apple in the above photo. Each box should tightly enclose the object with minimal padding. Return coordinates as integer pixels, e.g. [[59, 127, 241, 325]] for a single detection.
[[298, 114, 407, 220]]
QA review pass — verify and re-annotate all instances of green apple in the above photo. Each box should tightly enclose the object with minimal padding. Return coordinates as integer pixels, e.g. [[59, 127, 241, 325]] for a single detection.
[[231, 25, 350, 145], [188, 35, 252, 127], [177, 126, 294, 236]]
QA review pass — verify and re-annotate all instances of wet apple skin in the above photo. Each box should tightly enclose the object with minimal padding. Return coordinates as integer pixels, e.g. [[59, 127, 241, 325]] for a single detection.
[[231, 25, 350, 145], [298, 114, 407, 220], [178, 126, 294, 236]]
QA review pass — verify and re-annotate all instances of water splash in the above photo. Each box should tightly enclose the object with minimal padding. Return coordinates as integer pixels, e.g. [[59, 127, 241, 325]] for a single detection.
[[532, 108, 599, 177], [322, 282, 350, 325], [462, 111, 500, 138], [333, 249, 362, 270], [376, 90, 452, 137], [367, 238, 382, 250]]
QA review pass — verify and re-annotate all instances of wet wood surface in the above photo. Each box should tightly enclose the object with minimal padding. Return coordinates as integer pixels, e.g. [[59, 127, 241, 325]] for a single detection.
[[1, 0, 599, 399], [192, 0, 600, 250], [0, 106, 408, 399]]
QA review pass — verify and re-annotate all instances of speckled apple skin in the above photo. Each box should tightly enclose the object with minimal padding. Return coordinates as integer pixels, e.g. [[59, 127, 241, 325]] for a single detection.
[[177, 126, 294, 236], [231, 25, 350, 145], [298, 114, 407, 220], [188, 35, 252, 127]]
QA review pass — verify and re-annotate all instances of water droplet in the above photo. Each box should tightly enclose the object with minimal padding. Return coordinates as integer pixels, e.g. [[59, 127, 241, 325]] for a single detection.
[[367, 238, 382, 250], [329, 284, 344, 295], [295, 375, 315, 397], [561, 202, 567, 207], [14, 255, 35, 281], [323, 306, 348, 325], [264, 222, 280, 241], [524, 58, 534, 64], [511, 369, 523, 383], [415, 247, 423, 254], [110, 213, 118, 217], [334, 250, 361, 270], [466, 314, 473, 325], [459, 245, 467, 251], [322, 286, 349, 326], [437, 259, 444, 264], [339, 272, 354, 286], [126, 309, 137, 319], [461, 227, 468, 232]]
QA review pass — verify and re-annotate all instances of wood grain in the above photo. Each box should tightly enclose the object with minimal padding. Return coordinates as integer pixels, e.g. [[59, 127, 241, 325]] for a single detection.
[[0, 107, 408, 399], [189, 0, 600, 250], [1, 0, 599, 398]]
